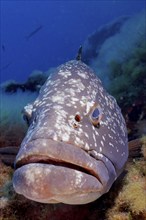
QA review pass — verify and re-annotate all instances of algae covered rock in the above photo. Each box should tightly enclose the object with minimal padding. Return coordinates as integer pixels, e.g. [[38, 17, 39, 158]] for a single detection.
[[106, 161, 146, 220], [108, 39, 146, 107], [24, 70, 47, 92], [0, 70, 47, 93], [82, 16, 129, 64], [82, 10, 146, 85]]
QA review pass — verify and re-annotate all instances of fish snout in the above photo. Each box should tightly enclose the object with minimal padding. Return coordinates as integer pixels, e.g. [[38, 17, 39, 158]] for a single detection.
[[13, 138, 116, 204]]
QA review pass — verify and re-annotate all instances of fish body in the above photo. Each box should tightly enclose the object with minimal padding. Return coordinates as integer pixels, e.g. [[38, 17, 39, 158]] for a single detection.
[[13, 60, 128, 204], [25, 25, 43, 40]]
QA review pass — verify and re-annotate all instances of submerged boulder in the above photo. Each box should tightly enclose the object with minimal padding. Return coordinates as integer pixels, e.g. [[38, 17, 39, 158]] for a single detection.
[[82, 10, 146, 85], [0, 70, 48, 93], [82, 16, 129, 64]]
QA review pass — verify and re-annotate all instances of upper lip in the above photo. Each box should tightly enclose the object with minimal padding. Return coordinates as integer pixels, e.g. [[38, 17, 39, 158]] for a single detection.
[[15, 138, 106, 183], [15, 139, 102, 181]]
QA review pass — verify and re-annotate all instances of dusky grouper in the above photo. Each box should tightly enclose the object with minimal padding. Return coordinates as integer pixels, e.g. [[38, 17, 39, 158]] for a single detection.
[[13, 58, 128, 204]]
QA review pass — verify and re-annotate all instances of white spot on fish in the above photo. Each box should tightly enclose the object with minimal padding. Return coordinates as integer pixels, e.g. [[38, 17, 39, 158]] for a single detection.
[[77, 71, 89, 79], [85, 143, 90, 150], [93, 133, 96, 142], [109, 142, 114, 148], [101, 141, 104, 146], [84, 133, 89, 138], [58, 70, 72, 78], [75, 171, 83, 185], [62, 133, 70, 142], [85, 101, 95, 114]]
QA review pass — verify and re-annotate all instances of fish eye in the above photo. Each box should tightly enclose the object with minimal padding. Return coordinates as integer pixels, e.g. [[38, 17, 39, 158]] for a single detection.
[[90, 106, 102, 128], [92, 108, 100, 119], [23, 114, 31, 126], [22, 104, 33, 127]]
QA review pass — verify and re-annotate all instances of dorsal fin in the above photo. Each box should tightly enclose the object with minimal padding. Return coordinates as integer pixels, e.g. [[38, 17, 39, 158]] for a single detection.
[[76, 46, 82, 61]]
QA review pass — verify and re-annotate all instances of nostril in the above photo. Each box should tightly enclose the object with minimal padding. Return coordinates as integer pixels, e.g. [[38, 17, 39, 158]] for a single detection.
[[48, 131, 58, 140], [75, 114, 81, 122]]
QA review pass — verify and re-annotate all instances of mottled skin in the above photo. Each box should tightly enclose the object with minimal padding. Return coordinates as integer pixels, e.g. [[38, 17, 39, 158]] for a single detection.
[[13, 60, 128, 204]]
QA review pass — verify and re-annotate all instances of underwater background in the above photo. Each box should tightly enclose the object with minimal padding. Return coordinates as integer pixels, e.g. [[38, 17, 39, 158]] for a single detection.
[[1, 0, 145, 83], [0, 1, 146, 220]]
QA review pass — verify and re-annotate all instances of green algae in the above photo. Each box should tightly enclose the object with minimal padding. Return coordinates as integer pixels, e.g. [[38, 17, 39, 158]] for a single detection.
[[108, 40, 146, 108], [106, 136, 146, 220]]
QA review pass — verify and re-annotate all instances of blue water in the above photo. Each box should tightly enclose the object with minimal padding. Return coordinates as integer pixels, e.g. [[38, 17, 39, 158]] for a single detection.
[[1, 0, 145, 83]]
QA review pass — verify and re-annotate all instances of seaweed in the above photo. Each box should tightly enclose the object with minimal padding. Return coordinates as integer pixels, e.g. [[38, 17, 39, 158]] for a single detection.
[[106, 136, 146, 220], [108, 39, 146, 108]]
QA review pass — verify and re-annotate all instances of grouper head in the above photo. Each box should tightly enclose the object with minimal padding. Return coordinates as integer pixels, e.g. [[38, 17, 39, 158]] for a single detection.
[[13, 60, 128, 204]]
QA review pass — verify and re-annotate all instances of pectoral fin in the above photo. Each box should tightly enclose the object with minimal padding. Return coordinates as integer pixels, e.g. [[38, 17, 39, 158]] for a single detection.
[[0, 147, 19, 167]]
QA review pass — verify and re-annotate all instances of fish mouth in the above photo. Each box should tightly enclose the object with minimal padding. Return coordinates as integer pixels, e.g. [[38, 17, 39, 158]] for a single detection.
[[13, 139, 112, 204]]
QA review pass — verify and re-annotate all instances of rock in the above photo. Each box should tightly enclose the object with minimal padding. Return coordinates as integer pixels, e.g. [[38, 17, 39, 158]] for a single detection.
[[24, 70, 47, 92], [0, 70, 48, 93], [82, 10, 146, 85], [82, 16, 129, 64]]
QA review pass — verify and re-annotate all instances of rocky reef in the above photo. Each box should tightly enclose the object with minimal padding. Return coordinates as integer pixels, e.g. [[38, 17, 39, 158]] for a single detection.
[[0, 67, 56, 93], [82, 10, 146, 86], [108, 40, 146, 106], [82, 16, 129, 65], [106, 137, 146, 220], [0, 70, 47, 93]]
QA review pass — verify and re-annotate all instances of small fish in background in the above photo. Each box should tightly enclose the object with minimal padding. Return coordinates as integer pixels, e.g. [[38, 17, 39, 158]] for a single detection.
[[2, 44, 5, 52], [0, 62, 11, 71], [25, 25, 43, 40]]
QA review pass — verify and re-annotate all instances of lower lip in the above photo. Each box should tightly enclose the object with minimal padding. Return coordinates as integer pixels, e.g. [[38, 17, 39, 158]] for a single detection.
[[13, 163, 102, 204]]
